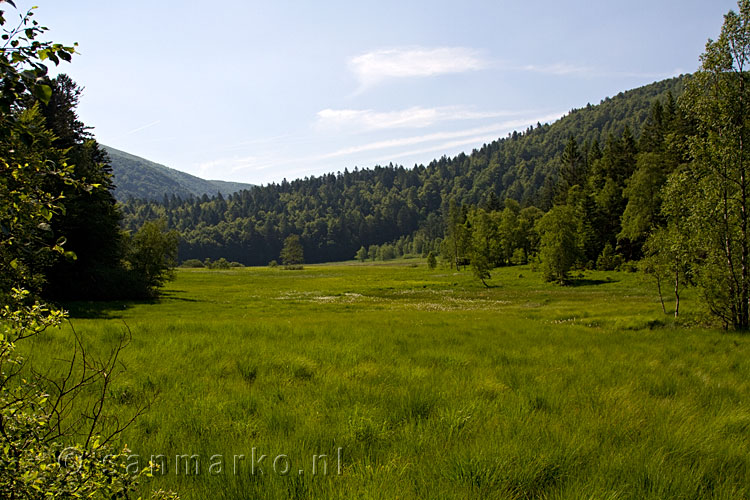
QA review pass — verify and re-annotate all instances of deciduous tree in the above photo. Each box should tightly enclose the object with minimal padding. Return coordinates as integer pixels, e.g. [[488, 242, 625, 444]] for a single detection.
[[280, 233, 304, 269], [678, 0, 750, 328], [537, 205, 579, 284]]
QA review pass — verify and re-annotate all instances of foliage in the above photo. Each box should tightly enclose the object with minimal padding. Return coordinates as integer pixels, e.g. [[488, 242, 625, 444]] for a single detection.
[[426, 251, 437, 269], [468, 208, 498, 287], [596, 242, 617, 271], [0, 8, 77, 297], [0, 105, 72, 298], [537, 206, 579, 284], [0, 290, 177, 499], [0, 7, 178, 497], [0, 10, 175, 302], [180, 258, 204, 268], [104, 145, 253, 201], [280, 233, 304, 269], [0, 6, 76, 116], [675, 0, 750, 328], [355, 245, 367, 262], [119, 78, 685, 266], [126, 219, 179, 296], [37, 75, 129, 300]]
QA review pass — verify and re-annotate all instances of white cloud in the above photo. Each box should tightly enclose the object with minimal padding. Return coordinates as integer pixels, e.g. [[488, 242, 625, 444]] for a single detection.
[[197, 112, 565, 183], [521, 62, 594, 76], [125, 120, 161, 135], [518, 62, 680, 80], [319, 113, 563, 160], [349, 47, 487, 89], [315, 106, 523, 132], [197, 155, 277, 177]]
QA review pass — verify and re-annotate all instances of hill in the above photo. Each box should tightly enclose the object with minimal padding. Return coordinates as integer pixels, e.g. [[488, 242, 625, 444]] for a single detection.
[[119, 76, 688, 265], [103, 145, 254, 201]]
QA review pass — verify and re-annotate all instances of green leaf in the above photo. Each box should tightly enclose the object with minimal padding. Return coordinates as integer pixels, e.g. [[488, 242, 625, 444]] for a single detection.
[[32, 83, 51, 104]]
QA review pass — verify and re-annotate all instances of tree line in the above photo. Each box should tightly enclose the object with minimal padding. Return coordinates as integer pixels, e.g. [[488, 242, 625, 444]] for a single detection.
[[120, 76, 685, 267], [1, 72, 179, 301], [0, 4, 179, 498], [119, 1, 750, 329]]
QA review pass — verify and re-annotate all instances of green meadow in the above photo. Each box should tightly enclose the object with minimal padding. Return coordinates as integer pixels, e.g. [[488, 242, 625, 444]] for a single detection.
[[28, 262, 750, 499]]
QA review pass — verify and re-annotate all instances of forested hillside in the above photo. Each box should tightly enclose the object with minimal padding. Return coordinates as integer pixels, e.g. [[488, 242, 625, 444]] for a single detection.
[[120, 76, 686, 265], [105, 145, 254, 201]]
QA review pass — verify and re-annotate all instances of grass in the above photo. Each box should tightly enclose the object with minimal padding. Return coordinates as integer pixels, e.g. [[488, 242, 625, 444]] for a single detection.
[[25, 262, 750, 499]]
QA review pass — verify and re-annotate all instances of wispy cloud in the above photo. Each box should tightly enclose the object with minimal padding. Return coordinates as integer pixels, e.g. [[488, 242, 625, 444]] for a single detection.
[[318, 113, 563, 160], [518, 62, 680, 80], [349, 47, 488, 89], [197, 155, 278, 178], [315, 106, 525, 132], [198, 112, 565, 182], [520, 62, 594, 76], [126, 120, 161, 135]]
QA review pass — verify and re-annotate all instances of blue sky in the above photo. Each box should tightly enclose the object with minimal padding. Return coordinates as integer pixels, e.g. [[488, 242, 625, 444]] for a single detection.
[[23, 0, 739, 185]]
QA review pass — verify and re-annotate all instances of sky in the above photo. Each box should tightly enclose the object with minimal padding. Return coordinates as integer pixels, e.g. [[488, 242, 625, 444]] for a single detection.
[[17, 0, 740, 185]]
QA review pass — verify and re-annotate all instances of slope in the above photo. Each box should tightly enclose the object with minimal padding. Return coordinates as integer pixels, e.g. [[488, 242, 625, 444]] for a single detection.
[[103, 145, 254, 201], [119, 76, 687, 265]]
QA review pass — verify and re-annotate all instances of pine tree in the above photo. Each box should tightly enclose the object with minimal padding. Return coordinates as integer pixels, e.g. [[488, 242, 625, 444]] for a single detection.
[[40, 75, 127, 299]]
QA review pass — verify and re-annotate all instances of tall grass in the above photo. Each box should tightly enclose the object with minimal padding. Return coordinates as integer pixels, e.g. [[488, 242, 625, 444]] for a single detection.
[[24, 263, 750, 499]]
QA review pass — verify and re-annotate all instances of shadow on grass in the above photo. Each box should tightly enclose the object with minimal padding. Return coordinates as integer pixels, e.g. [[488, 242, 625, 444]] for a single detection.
[[160, 289, 198, 302], [63, 299, 153, 319], [64, 289, 197, 319], [567, 278, 616, 287]]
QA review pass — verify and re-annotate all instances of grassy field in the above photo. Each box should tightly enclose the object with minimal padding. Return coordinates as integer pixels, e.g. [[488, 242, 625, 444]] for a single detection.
[[27, 262, 750, 499]]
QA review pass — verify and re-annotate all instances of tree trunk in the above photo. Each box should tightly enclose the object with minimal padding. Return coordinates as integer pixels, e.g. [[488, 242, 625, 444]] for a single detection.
[[674, 270, 680, 318], [656, 275, 666, 314], [739, 73, 748, 329]]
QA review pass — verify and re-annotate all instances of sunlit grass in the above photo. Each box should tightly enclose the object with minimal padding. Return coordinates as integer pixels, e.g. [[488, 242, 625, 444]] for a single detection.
[[25, 263, 750, 499]]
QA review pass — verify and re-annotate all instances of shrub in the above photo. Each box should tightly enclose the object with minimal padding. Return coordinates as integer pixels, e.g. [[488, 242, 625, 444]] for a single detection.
[[427, 251, 437, 269], [596, 243, 616, 271], [511, 248, 527, 265], [213, 257, 231, 269], [181, 258, 205, 268], [280, 234, 304, 269]]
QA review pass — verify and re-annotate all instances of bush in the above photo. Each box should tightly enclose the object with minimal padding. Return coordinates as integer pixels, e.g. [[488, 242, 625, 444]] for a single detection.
[[0, 291, 179, 499], [268, 260, 278, 268], [619, 260, 638, 272], [181, 258, 205, 268], [427, 251, 437, 269], [596, 243, 617, 271], [511, 248, 527, 265], [126, 219, 179, 297], [380, 244, 396, 261], [355, 246, 367, 262], [280, 234, 304, 268], [212, 257, 231, 269]]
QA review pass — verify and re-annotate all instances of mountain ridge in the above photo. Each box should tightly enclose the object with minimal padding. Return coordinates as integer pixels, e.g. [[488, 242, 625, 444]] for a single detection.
[[103, 145, 254, 201], [118, 76, 689, 265]]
